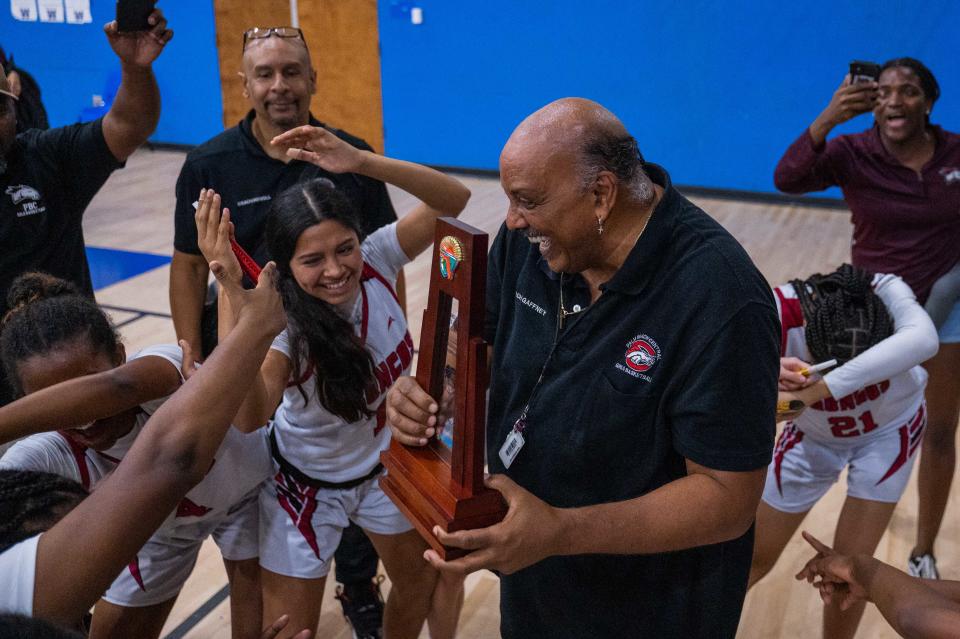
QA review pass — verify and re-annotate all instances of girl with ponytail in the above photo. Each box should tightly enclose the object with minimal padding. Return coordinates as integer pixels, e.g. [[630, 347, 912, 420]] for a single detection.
[[196, 124, 470, 639], [0, 272, 280, 639]]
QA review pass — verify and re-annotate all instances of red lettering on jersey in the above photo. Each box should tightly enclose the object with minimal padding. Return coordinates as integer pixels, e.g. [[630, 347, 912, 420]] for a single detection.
[[375, 361, 392, 396], [176, 497, 213, 518], [397, 335, 412, 370], [375, 403, 387, 436], [813, 382, 892, 413], [387, 352, 403, 381]]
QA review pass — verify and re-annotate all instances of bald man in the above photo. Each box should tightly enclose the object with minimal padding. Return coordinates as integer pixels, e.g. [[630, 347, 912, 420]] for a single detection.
[[168, 28, 396, 639], [387, 98, 779, 638]]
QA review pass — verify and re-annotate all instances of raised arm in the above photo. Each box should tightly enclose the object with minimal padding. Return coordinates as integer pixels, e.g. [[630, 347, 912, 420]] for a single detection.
[[31, 262, 284, 627], [194, 189, 289, 430], [271, 125, 471, 259], [774, 75, 875, 194], [0, 354, 181, 446], [100, 9, 173, 161]]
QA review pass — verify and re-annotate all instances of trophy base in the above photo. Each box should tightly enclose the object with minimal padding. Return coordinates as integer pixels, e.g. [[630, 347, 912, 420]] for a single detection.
[[381, 441, 506, 560]]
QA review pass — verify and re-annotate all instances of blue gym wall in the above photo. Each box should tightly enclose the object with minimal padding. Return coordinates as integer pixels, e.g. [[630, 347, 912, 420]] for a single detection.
[[378, 1, 960, 196], [3, 2, 958, 194], [1, 0, 222, 145]]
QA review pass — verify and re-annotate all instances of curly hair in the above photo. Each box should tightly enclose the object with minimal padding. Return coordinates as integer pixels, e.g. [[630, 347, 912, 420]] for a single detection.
[[1, 273, 119, 397]]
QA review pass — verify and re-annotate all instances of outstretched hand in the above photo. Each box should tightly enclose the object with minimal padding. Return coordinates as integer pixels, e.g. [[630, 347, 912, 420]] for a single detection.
[[195, 188, 243, 286], [104, 8, 173, 68], [795, 531, 870, 610], [271, 125, 366, 174], [224, 261, 286, 339]]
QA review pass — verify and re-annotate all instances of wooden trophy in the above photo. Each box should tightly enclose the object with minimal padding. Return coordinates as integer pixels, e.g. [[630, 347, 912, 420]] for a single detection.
[[380, 218, 506, 559]]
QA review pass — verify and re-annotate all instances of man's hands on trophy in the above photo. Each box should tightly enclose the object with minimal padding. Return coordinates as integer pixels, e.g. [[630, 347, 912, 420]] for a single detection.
[[424, 474, 565, 576], [386, 376, 439, 446], [272, 126, 367, 174], [104, 8, 173, 68]]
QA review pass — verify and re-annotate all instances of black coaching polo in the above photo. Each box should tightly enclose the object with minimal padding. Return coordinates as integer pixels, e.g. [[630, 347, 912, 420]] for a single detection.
[[0, 118, 122, 315], [173, 111, 397, 266], [485, 164, 779, 638]]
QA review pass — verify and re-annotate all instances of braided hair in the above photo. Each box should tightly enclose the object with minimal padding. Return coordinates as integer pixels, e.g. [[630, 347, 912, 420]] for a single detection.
[[265, 179, 375, 422], [790, 264, 894, 365], [1, 273, 120, 397], [0, 469, 87, 553]]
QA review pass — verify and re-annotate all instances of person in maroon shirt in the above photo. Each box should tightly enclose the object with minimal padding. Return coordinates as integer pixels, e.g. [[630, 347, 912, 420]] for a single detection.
[[774, 57, 960, 584]]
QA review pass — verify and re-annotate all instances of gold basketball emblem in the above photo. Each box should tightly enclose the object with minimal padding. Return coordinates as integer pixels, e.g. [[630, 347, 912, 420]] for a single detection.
[[438, 236, 464, 280]]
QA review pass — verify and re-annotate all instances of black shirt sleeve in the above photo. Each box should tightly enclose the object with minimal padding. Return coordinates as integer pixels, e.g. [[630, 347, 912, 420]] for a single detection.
[[30, 118, 123, 220], [668, 300, 779, 471], [173, 156, 204, 255]]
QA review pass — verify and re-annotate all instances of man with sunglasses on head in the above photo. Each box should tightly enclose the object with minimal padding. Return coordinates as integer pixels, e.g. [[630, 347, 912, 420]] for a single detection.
[[0, 9, 172, 407], [169, 26, 399, 639]]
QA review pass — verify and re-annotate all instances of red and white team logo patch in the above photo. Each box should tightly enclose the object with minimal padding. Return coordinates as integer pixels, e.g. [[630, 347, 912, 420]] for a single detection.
[[625, 337, 660, 372]]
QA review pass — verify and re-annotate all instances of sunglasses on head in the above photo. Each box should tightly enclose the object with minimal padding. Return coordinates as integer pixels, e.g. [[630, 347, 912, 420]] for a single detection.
[[242, 26, 306, 51]]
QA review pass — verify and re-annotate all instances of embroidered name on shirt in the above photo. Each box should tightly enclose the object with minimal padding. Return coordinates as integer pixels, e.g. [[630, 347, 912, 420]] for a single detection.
[[614, 334, 661, 382], [515, 291, 547, 316], [236, 195, 272, 207]]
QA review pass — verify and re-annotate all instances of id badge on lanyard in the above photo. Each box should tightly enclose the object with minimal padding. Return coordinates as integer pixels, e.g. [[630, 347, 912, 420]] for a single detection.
[[498, 414, 526, 469]]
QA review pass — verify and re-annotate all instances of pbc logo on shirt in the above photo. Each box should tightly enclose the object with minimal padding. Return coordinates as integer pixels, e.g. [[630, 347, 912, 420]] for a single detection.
[[614, 334, 661, 382], [5, 184, 45, 218]]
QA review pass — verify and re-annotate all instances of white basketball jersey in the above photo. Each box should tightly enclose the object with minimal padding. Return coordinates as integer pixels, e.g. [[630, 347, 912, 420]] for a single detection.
[[271, 222, 413, 482], [0, 343, 272, 538], [773, 273, 930, 443]]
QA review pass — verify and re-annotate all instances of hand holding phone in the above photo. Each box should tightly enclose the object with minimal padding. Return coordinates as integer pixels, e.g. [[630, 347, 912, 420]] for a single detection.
[[116, 0, 156, 32], [849, 60, 881, 85]]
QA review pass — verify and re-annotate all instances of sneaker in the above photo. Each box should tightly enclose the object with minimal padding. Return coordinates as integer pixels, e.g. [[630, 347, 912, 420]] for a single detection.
[[907, 553, 940, 579], [335, 575, 385, 639]]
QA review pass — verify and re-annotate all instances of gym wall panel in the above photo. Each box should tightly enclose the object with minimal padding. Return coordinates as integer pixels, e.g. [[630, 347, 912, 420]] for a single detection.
[[1, 0, 223, 145], [378, 1, 960, 195]]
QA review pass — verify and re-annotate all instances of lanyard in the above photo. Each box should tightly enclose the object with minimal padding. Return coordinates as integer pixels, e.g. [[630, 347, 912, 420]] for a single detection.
[[505, 274, 585, 439]]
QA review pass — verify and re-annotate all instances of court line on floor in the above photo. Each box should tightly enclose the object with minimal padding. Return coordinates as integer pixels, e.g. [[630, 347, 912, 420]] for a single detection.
[[162, 584, 230, 639], [99, 304, 172, 328]]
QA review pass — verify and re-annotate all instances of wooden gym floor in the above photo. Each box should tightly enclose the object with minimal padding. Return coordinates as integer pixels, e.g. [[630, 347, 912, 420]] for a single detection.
[[81, 147, 958, 638]]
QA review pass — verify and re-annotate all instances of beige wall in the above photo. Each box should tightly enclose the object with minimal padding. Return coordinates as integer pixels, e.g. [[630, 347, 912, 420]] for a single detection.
[[213, 0, 385, 151]]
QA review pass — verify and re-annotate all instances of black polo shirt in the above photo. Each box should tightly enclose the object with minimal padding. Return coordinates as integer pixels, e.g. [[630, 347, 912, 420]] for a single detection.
[[485, 164, 779, 638], [173, 111, 397, 266], [0, 118, 122, 314]]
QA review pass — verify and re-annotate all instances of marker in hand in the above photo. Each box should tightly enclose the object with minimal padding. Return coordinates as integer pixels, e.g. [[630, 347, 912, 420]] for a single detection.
[[799, 359, 838, 377]]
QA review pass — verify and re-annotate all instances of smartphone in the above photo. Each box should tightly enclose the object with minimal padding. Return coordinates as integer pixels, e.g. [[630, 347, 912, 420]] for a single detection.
[[849, 60, 881, 84], [116, 0, 156, 32]]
